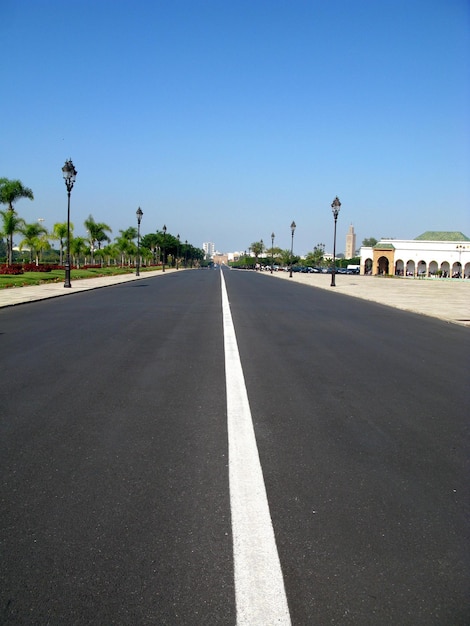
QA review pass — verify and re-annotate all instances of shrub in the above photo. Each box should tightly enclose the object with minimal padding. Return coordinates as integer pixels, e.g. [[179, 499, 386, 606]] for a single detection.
[[23, 263, 53, 273], [0, 264, 24, 275]]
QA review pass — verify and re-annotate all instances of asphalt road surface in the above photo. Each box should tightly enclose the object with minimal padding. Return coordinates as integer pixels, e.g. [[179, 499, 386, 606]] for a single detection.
[[1, 267, 468, 625]]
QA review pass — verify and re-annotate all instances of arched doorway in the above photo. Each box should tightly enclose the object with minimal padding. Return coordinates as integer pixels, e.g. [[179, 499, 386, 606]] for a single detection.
[[417, 260, 427, 277], [429, 261, 438, 276], [452, 262, 462, 278], [364, 258, 372, 274], [440, 262, 450, 278], [395, 259, 404, 276], [406, 260, 415, 276], [377, 256, 389, 275]]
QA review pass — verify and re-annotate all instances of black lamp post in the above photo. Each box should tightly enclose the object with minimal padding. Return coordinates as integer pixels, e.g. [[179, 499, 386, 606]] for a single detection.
[[62, 159, 77, 288], [162, 224, 167, 272], [289, 221, 296, 277], [271, 232, 275, 273], [185, 239, 188, 268], [330, 196, 341, 287], [176, 234, 180, 269], [136, 207, 143, 276]]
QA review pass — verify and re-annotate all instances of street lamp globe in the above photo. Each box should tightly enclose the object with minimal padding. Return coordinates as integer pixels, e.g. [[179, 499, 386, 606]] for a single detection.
[[331, 196, 341, 218], [62, 159, 77, 191]]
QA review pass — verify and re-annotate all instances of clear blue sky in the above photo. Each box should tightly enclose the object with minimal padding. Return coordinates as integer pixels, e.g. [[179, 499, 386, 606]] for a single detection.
[[2, 0, 469, 255]]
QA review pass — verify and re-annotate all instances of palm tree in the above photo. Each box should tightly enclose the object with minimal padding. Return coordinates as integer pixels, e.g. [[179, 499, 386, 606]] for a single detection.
[[305, 243, 325, 268], [102, 243, 120, 266], [95, 227, 112, 250], [140, 246, 153, 267], [0, 209, 26, 265], [119, 227, 138, 242], [35, 233, 52, 265], [18, 222, 48, 264], [279, 248, 300, 268], [0, 179, 34, 265], [84, 215, 112, 264], [0, 178, 34, 212], [115, 234, 134, 266], [93, 247, 106, 267], [250, 240, 265, 266], [70, 236, 88, 268], [116, 227, 138, 266], [140, 233, 160, 264], [51, 222, 72, 265]]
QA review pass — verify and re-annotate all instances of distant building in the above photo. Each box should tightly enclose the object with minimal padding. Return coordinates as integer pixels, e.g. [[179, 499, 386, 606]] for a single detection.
[[345, 224, 356, 259], [202, 242, 215, 259], [227, 251, 244, 262], [213, 253, 229, 265], [360, 231, 470, 277]]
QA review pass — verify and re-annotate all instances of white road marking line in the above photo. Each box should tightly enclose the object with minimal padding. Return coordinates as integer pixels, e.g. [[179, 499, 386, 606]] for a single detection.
[[221, 269, 291, 625]]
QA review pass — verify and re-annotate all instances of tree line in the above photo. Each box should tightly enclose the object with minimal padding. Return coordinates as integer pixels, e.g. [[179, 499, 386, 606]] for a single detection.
[[0, 178, 204, 268], [237, 240, 362, 269]]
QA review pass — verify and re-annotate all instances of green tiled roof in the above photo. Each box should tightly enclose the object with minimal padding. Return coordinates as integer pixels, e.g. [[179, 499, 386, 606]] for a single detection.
[[415, 231, 470, 241], [373, 242, 395, 249]]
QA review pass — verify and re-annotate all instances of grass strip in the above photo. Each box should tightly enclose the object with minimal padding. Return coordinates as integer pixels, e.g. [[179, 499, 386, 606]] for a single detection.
[[0, 266, 161, 289]]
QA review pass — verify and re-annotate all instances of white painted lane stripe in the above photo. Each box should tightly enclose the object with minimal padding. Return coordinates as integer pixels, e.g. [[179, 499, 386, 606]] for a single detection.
[[221, 269, 291, 625]]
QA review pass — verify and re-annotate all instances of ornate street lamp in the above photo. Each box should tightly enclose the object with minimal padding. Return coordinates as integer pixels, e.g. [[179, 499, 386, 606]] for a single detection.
[[289, 221, 296, 277], [136, 207, 143, 276], [176, 233, 180, 270], [456, 244, 468, 278], [61, 159, 77, 288], [271, 232, 275, 273], [162, 224, 167, 272], [185, 239, 188, 268], [330, 196, 341, 287]]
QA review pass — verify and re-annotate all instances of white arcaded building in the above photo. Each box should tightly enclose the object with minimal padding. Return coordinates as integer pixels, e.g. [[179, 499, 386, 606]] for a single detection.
[[360, 232, 470, 278]]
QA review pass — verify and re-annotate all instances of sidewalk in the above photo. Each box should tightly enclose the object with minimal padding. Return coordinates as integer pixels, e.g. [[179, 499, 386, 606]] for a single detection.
[[0, 269, 175, 308], [1, 268, 469, 327], [261, 270, 470, 327]]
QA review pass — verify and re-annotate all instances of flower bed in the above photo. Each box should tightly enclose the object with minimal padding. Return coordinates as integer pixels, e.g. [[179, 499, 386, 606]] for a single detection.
[[0, 264, 24, 275], [0, 263, 60, 275], [23, 263, 55, 272]]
